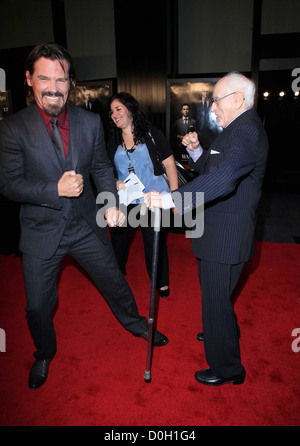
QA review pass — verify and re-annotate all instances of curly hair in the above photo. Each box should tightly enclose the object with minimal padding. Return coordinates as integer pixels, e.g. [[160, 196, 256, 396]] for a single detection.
[[108, 92, 151, 145]]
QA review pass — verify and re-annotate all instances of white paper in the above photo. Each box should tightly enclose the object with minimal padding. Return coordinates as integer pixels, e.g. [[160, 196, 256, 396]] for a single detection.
[[118, 173, 145, 205]]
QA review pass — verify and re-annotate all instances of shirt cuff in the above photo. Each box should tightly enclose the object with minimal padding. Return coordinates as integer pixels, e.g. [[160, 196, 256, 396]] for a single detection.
[[186, 145, 203, 162], [161, 193, 175, 209]]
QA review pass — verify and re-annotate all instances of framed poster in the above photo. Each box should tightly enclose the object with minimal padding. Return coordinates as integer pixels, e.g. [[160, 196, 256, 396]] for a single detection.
[[69, 80, 113, 108], [167, 78, 222, 165], [0, 90, 13, 116], [68, 80, 114, 140]]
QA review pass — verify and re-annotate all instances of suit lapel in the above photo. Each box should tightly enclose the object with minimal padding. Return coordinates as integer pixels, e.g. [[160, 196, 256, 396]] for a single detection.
[[29, 104, 85, 172], [27, 105, 63, 171], [67, 104, 81, 170]]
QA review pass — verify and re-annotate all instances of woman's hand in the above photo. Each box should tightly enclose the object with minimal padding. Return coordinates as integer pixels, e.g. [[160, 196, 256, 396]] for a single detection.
[[116, 179, 126, 191]]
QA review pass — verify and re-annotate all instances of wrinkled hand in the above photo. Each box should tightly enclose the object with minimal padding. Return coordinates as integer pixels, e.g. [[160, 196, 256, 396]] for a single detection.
[[105, 207, 126, 227], [143, 191, 163, 210], [182, 132, 200, 151], [58, 170, 83, 197]]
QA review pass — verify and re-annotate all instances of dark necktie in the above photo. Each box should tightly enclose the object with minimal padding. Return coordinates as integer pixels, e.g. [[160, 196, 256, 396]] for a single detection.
[[50, 118, 64, 159]]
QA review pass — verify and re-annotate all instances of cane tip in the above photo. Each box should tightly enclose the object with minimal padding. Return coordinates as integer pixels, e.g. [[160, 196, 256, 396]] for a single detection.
[[144, 371, 151, 382]]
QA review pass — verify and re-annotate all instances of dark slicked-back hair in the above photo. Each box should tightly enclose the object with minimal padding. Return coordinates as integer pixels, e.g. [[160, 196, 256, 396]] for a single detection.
[[24, 42, 77, 105]]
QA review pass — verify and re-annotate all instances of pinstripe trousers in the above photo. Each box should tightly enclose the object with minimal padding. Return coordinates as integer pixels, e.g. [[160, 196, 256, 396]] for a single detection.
[[197, 259, 245, 378]]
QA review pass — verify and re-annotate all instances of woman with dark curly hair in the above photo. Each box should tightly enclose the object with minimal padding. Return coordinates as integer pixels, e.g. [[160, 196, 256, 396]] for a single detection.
[[107, 92, 178, 297]]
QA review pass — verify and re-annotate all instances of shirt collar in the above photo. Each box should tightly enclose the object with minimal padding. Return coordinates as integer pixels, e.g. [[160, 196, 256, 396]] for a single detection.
[[225, 108, 250, 128], [36, 104, 69, 129]]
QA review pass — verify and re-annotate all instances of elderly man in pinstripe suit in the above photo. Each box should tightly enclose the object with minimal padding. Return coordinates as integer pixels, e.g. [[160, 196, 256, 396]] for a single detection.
[[144, 72, 268, 386]]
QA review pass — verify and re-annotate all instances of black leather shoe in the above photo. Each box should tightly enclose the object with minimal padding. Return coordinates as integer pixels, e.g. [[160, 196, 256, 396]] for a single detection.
[[137, 329, 169, 346], [159, 287, 170, 298], [195, 367, 246, 386], [197, 332, 204, 342], [28, 359, 51, 389]]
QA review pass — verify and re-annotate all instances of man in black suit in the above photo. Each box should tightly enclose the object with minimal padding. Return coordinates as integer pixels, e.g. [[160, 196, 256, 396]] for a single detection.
[[173, 103, 197, 164], [81, 87, 110, 141], [144, 72, 268, 386], [0, 43, 168, 389]]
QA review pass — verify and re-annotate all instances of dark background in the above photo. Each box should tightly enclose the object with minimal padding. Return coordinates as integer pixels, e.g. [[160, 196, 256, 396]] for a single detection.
[[0, 0, 299, 253]]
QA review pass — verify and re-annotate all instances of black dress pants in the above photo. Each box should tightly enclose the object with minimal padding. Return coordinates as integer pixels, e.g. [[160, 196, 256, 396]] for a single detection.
[[22, 219, 147, 360], [197, 258, 245, 378]]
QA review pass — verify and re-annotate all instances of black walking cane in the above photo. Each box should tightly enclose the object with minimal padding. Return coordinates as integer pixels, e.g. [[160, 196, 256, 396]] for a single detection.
[[140, 202, 161, 382]]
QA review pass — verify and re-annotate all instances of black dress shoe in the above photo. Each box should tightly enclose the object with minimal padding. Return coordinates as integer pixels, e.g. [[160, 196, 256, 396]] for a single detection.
[[137, 329, 169, 346], [197, 332, 204, 342], [194, 367, 246, 386], [28, 359, 51, 389], [159, 287, 170, 298]]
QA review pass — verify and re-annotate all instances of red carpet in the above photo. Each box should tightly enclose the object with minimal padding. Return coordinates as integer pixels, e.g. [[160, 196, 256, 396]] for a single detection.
[[0, 232, 299, 427]]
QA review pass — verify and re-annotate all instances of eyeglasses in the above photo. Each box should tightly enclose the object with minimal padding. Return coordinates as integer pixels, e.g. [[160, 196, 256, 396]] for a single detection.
[[211, 91, 237, 104]]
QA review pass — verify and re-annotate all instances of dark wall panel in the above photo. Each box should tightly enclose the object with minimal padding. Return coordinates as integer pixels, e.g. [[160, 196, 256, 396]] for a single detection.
[[114, 0, 169, 132]]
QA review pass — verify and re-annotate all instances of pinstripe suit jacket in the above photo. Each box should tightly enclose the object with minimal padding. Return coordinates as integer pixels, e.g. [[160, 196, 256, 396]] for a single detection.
[[0, 104, 117, 259], [171, 108, 268, 264]]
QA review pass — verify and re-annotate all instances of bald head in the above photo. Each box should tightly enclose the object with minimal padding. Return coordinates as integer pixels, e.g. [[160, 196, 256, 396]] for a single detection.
[[225, 72, 256, 107], [211, 72, 255, 128]]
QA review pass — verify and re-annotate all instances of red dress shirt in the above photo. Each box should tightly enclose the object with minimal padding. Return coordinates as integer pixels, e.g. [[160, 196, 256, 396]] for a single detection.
[[36, 104, 69, 159]]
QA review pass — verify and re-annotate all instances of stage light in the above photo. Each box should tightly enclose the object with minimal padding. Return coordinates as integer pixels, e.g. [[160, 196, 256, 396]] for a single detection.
[[279, 91, 285, 97], [294, 91, 299, 97], [263, 91, 269, 100]]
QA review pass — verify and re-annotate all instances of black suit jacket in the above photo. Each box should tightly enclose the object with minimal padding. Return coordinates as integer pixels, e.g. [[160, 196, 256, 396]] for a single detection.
[[173, 117, 197, 146], [171, 108, 268, 264], [0, 103, 117, 259]]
